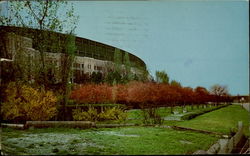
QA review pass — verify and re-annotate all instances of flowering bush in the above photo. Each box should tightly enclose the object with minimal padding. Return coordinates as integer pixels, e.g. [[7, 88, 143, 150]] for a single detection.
[[1, 82, 57, 121]]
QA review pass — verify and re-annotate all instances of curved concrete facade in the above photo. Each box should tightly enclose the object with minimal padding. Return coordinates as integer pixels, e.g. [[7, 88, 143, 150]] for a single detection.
[[0, 26, 146, 69], [0, 26, 148, 83]]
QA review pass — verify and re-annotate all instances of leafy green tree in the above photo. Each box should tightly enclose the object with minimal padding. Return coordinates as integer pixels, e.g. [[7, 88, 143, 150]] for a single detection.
[[170, 80, 181, 87], [123, 52, 133, 81], [59, 33, 76, 120], [105, 71, 122, 85], [91, 72, 103, 84], [114, 48, 122, 72], [155, 70, 169, 84]]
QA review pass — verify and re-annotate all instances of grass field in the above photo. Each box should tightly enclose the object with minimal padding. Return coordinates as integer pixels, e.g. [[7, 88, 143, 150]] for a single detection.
[[101, 104, 222, 125], [2, 127, 218, 155], [126, 105, 215, 120], [175, 105, 250, 135]]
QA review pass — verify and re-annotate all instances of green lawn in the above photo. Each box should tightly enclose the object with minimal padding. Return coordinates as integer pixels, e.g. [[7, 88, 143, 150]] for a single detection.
[[2, 104, 248, 155], [175, 105, 250, 135], [2, 127, 218, 155], [127, 105, 214, 119]]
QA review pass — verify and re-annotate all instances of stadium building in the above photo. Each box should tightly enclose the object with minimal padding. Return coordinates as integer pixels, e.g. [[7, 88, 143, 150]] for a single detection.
[[0, 26, 148, 83]]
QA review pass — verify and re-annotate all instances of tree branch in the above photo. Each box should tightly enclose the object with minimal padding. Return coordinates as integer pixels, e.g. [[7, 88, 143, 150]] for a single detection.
[[26, 1, 40, 27], [40, 0, 49, 28]]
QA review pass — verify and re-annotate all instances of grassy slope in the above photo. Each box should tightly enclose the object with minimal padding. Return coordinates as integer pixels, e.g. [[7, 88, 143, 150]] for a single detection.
[[175, 105, 250, 135], [2, 127, 218, 155]]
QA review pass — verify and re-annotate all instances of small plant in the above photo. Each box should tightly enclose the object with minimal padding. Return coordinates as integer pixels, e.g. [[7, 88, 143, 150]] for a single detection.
[[141, 106, 164, 125], [99, 107, 127, 122], [72, 107, 98, 122], [72, 106, 127, 122]]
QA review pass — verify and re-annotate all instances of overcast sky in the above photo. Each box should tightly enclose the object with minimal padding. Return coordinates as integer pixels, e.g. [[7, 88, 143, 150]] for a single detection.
[[72, 0, 249, 95]]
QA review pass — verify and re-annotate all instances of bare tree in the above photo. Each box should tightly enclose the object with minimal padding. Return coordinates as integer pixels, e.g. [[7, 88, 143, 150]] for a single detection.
[[210, 84, 229, 105]]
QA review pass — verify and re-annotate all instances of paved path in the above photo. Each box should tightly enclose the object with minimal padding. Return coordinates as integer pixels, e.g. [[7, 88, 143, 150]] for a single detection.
[[232, 103, 250, 112], [242, 103, 250, 112]]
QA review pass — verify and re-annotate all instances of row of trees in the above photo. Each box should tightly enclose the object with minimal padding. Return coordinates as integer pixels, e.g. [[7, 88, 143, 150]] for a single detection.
[[70, 81, 232, 109]]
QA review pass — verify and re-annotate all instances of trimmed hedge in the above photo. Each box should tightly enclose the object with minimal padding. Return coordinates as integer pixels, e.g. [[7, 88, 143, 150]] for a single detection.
[[181, 104, 229, 120]]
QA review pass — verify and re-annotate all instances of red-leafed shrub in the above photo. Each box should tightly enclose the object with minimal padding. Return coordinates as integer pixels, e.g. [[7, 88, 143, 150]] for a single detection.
[[70, 84, 112, 104], [126, 81, 150, 105], [116, 84, 128, 104]]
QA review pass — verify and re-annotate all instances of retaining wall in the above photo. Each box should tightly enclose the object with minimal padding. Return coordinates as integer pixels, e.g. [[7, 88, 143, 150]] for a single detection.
[[194, 121, 244, 154]]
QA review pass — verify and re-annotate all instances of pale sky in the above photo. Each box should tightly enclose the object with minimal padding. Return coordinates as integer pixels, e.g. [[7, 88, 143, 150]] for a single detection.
[[72, 0, 249, 95]]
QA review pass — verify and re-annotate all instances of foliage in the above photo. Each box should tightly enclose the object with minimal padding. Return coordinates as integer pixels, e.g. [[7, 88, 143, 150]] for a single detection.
[[1, 82, 57, 121], [72, 106, 127, 122], [141, 107, 164, 125], [70, 82, 232, 109], [70, 84, 112, 104], [2, 1, 78, 33], [170, 80, 182, 87], [58, 33, 76, 120], [91, 72, 103, 84], [1, 0, 79, 87], [114, 48, 122, 71], [104, 71, 122, 85], [124, 52, 131, 75], [99, 107, 127, 122], [155, 70, 169, 84], [72, 107, 98, 122]]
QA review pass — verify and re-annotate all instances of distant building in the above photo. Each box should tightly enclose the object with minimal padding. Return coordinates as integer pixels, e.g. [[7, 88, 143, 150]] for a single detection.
[[0, 26, 148, 83]]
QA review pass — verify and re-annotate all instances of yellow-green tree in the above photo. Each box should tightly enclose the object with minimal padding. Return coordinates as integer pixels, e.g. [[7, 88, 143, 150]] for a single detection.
[[1, 82, 57, 121]]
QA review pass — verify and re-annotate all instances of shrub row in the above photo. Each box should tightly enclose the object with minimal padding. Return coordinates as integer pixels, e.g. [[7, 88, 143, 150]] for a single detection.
[[180, 104, 229, 120]]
